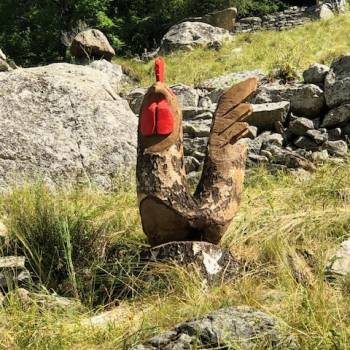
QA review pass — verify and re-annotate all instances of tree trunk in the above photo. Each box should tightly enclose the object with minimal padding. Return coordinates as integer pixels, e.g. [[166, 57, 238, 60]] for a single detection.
[[137, 78, 257, 246]]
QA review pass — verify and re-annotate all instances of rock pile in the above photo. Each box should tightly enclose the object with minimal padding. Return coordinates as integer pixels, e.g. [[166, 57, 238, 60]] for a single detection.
[[128, 55, 350, 176]]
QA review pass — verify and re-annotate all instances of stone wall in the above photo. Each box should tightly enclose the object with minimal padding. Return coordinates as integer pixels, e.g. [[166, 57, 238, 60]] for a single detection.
[[234, 5, 329, 33]]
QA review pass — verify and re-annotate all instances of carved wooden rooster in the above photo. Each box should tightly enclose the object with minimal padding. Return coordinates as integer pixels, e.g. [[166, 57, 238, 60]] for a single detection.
[[137, 58, 257, 246]]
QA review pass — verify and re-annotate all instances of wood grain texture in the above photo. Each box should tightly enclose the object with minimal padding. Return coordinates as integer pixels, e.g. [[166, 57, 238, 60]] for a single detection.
[[137, 78, 258, 246]]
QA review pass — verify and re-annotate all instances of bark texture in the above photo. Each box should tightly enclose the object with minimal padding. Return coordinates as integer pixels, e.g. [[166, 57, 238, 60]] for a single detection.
[[137, 78, 258, 246]]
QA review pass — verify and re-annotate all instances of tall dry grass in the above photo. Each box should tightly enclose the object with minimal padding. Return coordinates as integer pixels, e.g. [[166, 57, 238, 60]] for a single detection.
[[1, 162, 350, 348]]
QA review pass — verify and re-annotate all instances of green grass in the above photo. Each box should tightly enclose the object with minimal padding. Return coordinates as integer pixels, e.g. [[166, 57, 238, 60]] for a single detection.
[[2, 162, 350, 348], [115, 13, 350, 87]]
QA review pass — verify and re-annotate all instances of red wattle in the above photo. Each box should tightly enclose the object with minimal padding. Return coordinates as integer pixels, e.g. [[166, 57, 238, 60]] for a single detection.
[[140, 98, 174, 137], [156, 99, 174, 135], [140, 102, 157, 136]]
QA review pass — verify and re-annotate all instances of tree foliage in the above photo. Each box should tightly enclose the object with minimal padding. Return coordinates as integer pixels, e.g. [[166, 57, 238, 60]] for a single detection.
[[0, 0, 111, 66], [0, 0, 314, 66]]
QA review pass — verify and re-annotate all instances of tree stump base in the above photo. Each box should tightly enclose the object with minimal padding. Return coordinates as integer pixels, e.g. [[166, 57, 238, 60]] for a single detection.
[[142, 241, 240, 284]]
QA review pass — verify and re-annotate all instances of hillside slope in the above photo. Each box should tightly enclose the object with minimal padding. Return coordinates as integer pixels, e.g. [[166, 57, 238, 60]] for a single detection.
[[117, 13, 350, 87]]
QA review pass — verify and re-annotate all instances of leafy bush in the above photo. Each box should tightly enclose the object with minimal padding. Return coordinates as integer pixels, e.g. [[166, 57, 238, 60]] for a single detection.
[[0, 0, 112, 66]]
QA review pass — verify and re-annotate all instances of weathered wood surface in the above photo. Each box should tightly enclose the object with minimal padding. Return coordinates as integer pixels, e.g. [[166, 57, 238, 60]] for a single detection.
[[137, 76, 257, 246]]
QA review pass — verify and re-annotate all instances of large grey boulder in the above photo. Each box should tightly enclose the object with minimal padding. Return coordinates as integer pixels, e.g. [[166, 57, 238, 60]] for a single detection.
[[161, 22, 230, 53], [132, 306, 298, 350], [70, 29, 115, 61], [202, 7, 238, 31], [251, 82, 325, 118], [246, 101, 290, 130], [303, 63, 330, 85], [325, 55, 350, 108], [322, 104, 350, 128], [0, 63, 137, 189], [196, 70, 265, 106]]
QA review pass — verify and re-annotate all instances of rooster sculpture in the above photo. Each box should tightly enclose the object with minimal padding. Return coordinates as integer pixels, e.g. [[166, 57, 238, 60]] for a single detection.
[[137, 58, 257, 246]]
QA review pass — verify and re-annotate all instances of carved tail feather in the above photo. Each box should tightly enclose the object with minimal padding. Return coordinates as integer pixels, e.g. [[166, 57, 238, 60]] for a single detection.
[[193, 78, 258, 244]]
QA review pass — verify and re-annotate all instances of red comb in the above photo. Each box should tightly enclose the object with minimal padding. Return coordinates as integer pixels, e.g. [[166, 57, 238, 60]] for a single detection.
[[155, 57, 165, 83]]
